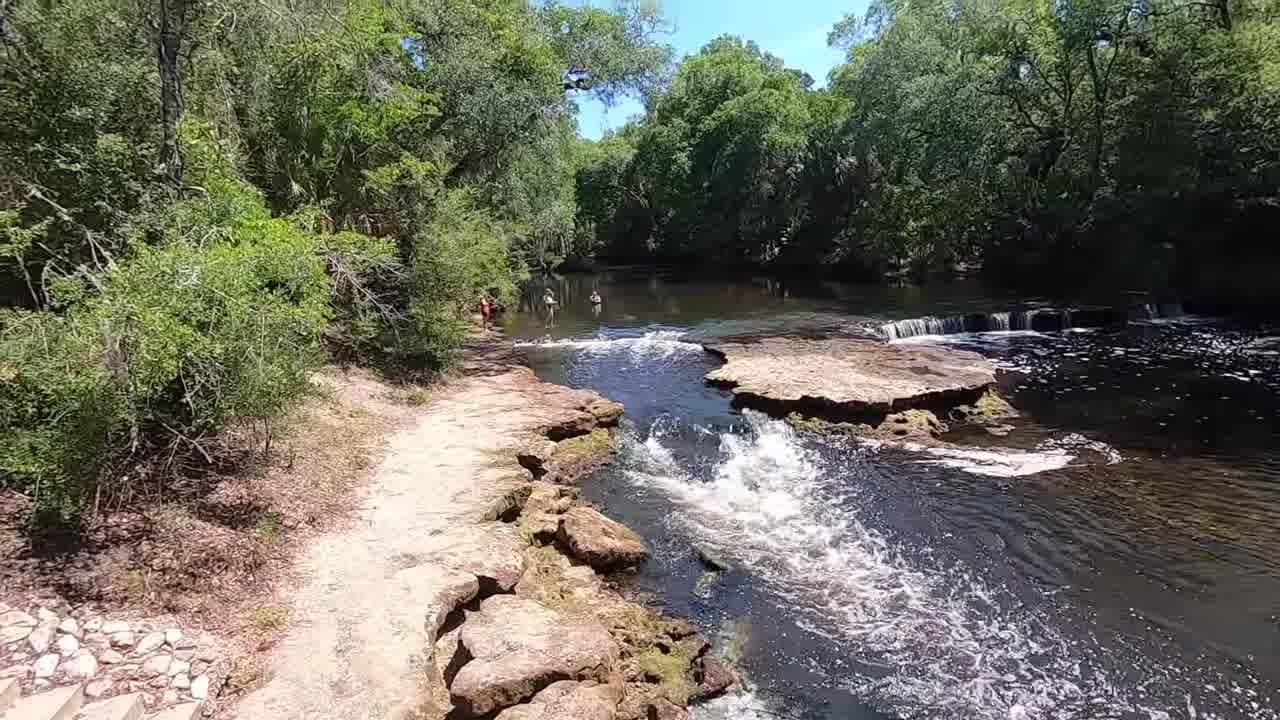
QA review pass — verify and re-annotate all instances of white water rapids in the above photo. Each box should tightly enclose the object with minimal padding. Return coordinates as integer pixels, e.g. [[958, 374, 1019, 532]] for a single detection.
[[615, 413, 1266, 720]]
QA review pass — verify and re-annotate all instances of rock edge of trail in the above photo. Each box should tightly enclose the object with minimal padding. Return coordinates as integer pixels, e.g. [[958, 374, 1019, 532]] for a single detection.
[[235, 336, 731, 720]]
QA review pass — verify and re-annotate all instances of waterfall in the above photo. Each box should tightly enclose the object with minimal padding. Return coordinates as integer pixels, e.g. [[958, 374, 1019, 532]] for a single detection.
[[880, 306, 1130, 341]]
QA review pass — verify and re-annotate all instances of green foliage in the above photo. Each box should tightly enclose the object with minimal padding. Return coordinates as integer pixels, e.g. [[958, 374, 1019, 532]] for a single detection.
[[580, 0, 1280, 296], [0, 0, 670, 521]]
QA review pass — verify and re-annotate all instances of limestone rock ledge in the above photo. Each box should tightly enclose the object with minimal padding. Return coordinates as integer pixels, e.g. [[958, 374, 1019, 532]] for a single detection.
[[703, 337, 996, 419]]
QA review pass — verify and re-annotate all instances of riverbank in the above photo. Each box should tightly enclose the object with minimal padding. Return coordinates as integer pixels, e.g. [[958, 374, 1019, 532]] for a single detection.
[[1, 332, 730, 719], [234, 332, 729, 720]]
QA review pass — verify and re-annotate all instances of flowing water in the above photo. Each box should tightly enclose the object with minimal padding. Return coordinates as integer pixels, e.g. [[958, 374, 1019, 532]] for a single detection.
[[502, 270, 1280, 720]]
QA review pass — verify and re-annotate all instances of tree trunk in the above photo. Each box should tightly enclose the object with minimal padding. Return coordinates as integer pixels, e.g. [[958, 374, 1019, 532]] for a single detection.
[[156, 0, 186, 185], [0, 0, 21, 51]]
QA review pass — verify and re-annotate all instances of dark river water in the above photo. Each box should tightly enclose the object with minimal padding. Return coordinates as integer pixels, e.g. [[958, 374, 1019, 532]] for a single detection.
[[501, 269, 1280, 720]]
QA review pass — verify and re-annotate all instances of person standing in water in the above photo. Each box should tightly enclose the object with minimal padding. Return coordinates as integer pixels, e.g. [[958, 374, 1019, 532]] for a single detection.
[[542, 288, 559, 327], [588, 289, 602, 317]]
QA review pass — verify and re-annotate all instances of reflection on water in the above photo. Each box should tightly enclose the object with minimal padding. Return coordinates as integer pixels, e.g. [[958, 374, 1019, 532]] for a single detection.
[[505, 270, 1280, 720]]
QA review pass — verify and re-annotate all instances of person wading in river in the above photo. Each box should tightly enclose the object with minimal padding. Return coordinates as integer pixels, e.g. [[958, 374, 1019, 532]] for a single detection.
[[543, 288, 559, 327]]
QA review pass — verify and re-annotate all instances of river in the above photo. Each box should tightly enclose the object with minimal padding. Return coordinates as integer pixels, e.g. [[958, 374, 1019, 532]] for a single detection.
[[501, 269, 1280, 720]]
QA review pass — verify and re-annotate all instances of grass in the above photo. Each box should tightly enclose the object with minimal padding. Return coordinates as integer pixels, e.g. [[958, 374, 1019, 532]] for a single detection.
[[387, 384, 433, 406], [252, 606, 288, 631], [254, 513, 284, 546]]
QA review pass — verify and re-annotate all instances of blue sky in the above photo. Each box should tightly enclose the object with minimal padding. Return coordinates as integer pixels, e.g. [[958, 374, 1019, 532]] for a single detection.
[[574, 0, 866, 139]]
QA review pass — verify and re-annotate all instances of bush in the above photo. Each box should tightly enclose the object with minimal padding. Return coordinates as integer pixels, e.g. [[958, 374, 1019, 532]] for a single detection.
[[0, 221, 331, 518]]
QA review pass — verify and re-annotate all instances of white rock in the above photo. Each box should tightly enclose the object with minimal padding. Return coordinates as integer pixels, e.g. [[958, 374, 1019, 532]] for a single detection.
[[0, 664, 31, 679], [27, 623, 56, 654], [164, 629, 183, 646], [110, 631, 137, 648], [82, 617, 103, 633], [99, 649, 125, 664], [0, 611, 37, 644], [0, 602, 10, 614], [36, 608, 59, 624], [171, 673, 191, 690], [58, 618, 81, 638], [101, 621, 131, 635], [85, 678, 114, 698], [83, 632, 110, 649], [190, 673, 210, 699], [34, 679, 51, 690], [135, 631, 166, 655], [139, 653, 171, 677], [56, 633, 80, 656], [33, 653, 60, 678], [168, 659, 190, 677], [64, 650, 98, 679], [162, 689, 179, 706]]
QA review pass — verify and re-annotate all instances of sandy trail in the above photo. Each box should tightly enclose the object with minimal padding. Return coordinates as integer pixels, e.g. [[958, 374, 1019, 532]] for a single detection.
[[234, 338, 617, 720]]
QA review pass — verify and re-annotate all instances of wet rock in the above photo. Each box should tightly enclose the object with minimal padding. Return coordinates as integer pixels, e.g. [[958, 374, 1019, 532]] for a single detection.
[[951, 390, 1020, 424], [557, 507, 649, 571], [703, 337, 995, 418], [693, 657, 734, 700], [693, 544, 734, 572], [449, 595, 619, 717], [985, 424, 1015, 437], [493, 680, 621, 720], [33, 653, 60, 678], [876, 409, 948, 441]]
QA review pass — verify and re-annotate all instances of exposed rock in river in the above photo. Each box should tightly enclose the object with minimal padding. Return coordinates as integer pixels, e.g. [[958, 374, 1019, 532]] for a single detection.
[[703, 337, 996, 419], [557, 507, 650, 572]]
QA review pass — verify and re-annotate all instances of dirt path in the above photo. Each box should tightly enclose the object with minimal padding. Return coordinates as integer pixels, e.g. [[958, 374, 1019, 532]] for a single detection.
[[233, 338, 621, 720]]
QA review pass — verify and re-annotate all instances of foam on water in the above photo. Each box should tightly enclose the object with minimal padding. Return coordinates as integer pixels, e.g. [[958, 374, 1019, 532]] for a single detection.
[[620, 412, 1271, 720], [515, 330, 703, 361]]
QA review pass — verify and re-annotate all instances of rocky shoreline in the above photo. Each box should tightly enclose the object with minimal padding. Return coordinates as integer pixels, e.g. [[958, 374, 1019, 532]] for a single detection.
[[229, 336, 733, 720], [415, 376, 734, 720]]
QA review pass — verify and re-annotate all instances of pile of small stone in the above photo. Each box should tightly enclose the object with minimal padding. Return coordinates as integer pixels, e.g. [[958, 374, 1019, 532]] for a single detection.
[[0, 602, 227, 713]]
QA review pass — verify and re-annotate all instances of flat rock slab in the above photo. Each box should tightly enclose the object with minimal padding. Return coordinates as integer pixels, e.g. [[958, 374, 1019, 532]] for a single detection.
[[449, 595, 619, 717], [493, 680, 620, 720], [703, 337, 995, 418], [557, 508, 649, 571]]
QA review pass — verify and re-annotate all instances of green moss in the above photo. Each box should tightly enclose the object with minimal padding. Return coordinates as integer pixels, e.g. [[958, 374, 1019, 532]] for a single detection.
[[554, 428, 612, 460], [252, 606, 289, 631], [784, 413, 868, 437], [974, 390, 1018, 419], [637, 648, 692, 695]]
